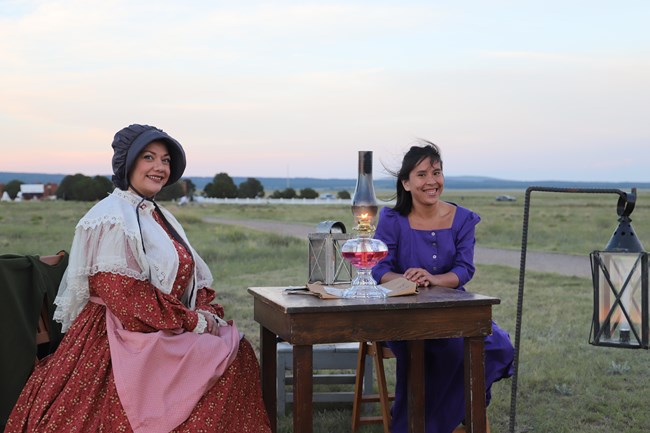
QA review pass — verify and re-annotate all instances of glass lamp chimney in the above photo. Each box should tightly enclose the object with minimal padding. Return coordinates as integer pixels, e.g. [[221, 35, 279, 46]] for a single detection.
[[351, 151, 379, 236]]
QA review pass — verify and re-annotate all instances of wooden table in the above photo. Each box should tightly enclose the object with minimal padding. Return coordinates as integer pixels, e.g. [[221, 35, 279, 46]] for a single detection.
[[248, 286, 499, 433]]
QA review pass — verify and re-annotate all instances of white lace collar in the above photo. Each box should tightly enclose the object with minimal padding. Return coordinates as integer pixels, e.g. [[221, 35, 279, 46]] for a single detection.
[[114, 188, 156, 211]]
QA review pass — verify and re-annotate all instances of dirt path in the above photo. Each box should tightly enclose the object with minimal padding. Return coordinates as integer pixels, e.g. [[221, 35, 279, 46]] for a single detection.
[[204, 218, 591, 279]]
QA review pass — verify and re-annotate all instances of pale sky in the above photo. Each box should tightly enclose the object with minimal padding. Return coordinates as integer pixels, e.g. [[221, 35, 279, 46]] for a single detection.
[[1, 0, 649, 182]]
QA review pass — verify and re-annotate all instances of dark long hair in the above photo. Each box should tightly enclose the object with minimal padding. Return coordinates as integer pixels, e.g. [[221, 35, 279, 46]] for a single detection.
[[390, 139, 443, 215]]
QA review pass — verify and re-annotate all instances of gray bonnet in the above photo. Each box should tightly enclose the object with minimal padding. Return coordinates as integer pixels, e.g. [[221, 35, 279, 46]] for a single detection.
[[111, 124, 186, 190]]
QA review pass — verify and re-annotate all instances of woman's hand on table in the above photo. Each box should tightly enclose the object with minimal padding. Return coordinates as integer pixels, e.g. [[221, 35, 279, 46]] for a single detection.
[[403, 268, 434, 287]]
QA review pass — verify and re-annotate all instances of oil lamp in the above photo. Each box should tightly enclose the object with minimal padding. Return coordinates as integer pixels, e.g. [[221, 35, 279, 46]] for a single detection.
[[341, 151, 388, 299]]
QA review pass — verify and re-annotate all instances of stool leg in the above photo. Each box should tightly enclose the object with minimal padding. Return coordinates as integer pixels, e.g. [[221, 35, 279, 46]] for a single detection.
[[351, 342, 368, 432], [372, 342, 391, 433], [453, 415, 490, 433]]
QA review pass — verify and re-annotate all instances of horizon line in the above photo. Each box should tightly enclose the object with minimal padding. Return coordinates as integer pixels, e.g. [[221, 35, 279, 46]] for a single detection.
[[0, 170, 648, 185]]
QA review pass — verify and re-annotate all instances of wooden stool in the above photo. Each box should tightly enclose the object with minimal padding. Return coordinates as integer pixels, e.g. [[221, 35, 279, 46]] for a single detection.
[[351, 341, 395, 433], [352, 340, 491, 433]]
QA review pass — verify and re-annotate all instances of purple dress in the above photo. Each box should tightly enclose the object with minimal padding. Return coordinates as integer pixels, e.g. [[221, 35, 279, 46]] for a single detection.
[[372, 205, 514, 433]]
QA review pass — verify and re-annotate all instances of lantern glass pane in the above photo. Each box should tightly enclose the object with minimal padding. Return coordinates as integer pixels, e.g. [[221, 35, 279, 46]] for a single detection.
[[597, 252, 644, 346]]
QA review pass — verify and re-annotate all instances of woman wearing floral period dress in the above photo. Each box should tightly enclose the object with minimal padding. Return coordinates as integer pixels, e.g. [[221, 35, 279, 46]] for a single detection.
[[6, 124, 271, 433], [372, 141, 514, 433]]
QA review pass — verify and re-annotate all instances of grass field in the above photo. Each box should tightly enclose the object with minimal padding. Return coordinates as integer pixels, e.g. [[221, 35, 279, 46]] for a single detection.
[[2, 189, 650, 432]]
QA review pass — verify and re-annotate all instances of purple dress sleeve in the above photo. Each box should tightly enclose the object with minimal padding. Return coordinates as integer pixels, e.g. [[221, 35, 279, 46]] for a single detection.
[[372, 207, 401, 283], [449, 206, 481, 286]]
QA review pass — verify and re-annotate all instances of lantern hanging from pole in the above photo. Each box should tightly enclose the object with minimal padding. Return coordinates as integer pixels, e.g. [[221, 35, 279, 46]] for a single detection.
[[590, 189, 649, 349]]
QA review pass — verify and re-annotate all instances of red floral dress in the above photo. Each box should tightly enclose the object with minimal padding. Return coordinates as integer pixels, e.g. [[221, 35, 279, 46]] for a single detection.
[[6, 212, 271, 433]]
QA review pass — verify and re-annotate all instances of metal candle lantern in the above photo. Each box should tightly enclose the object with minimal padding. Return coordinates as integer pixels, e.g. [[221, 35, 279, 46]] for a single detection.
[[308, 221, 354, 285], [590, 190, 649, 348], [341, 151, 388, 299]]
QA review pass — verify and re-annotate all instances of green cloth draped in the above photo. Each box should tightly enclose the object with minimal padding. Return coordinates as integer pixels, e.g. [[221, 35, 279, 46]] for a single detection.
[[0, 253, 68, 428]]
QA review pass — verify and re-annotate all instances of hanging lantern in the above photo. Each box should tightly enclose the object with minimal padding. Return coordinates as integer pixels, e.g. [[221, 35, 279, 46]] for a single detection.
[[590, 188, 649, 348]]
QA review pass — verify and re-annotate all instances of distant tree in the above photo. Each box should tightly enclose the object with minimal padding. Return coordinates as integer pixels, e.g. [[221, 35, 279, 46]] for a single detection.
[[5, 179, 24, 199], [156, 181, 185, 201], [92, 176, 114, 199], [269, 188, 297, 199], [56, 174, 84, 200], [204, 172, 238, 198], [183, 178, 197, 199], [238, 177, 265, 198], [298, 187, 318, 199], [56, 174, 112, 201], [337, 190, 351, 199], [76, 177, 100, 201]]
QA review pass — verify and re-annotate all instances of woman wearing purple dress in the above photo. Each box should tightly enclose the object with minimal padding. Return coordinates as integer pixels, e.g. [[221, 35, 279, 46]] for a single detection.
[[372, 141, 514, 433]]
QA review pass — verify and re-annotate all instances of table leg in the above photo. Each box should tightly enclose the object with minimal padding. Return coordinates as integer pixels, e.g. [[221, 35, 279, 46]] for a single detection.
[[293, 344, 313, 433], [464, 336, 487, 433], [407, 339, 425, 433], [260, 326, 277, 433]]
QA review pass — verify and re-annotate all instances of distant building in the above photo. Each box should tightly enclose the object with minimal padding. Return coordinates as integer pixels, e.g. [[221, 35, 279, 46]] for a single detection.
[[19, 183, 58, 200], [44, 182, 58, 198]]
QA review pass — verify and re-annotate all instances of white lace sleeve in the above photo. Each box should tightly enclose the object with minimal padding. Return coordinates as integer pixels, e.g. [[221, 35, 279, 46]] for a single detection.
[[54, 216, 148, 332], [192, 311, 207, 334], [197, 309, 228, 327]]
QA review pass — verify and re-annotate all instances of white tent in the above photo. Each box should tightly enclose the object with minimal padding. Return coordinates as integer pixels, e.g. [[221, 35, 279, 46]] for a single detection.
[[1, 191, 11, 202]]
